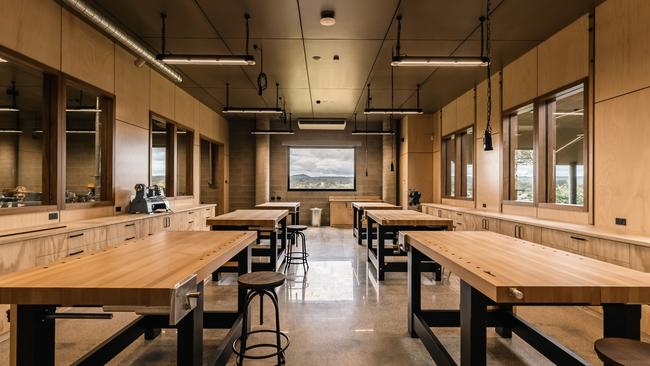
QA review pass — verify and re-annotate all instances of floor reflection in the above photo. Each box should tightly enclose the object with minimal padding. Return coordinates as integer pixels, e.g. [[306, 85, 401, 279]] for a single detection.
[[285, 261, 354, 302]]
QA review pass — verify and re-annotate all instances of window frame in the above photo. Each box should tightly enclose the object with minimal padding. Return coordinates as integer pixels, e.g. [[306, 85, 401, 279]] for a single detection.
[[502, 102, 539, 206], [287, 146, 357, 192], [62, 79, 115, 209], [441, 126, 475, 200], [149, 112, 194, 198]]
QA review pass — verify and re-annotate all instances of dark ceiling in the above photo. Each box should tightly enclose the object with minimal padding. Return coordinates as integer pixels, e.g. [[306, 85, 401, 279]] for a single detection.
[[88, 0, 600, 121]]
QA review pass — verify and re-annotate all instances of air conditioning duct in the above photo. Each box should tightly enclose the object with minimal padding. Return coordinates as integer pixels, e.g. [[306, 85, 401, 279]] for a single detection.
[[297, 118, 347, 130]]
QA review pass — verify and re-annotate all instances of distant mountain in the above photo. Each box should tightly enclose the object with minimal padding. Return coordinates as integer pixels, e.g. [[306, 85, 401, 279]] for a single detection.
[[290, 174, 353, 189]]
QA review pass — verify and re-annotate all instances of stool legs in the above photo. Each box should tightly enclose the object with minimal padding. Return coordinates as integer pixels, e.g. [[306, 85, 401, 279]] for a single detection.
[[284, 231, 309, 274]]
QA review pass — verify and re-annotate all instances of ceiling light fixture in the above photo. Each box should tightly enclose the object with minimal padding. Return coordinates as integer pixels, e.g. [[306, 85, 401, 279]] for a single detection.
[[351, 113, 395, 135], [391, 15, 490, 68], [61, 0, 182, 82], [222, 82, 283, 115], [364, 83, 423, 115], [66, 108, 103, 113], [157, 13, 255, 66], [298, 118, 347, 130], [320, 10, 336, 26], [0, 129, 22, 133], [0, 57, 7, 63], [0, 107, 20, 112], [251, 112, 295, 135]]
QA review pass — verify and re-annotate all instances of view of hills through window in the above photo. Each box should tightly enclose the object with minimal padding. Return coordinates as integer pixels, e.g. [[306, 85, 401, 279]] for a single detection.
[[289, 147, 355, 190]]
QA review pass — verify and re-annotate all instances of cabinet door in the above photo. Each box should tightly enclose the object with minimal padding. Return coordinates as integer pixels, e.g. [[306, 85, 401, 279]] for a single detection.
[[541, 229, 586, 254], [498, 220, 518, 238], [330, 202, 351, 227], [518, 224, 541, 243], [170, 212, 189, 230], [452, 211, 466, 231], [583, 238, 629, 267]]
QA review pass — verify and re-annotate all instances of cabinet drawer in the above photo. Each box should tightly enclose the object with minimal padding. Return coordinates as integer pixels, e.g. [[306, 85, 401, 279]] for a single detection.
[[541, 229, 588, 254], [631, 245, 650, 272], [499, 221, 541, 243], [66, 228, 107, 256], [584, 239, 629, 267], [107, 221, 140, 245]]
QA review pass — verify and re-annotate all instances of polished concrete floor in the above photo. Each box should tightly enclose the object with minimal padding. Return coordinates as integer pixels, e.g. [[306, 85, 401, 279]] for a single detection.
[[0, 227, 643, 365]]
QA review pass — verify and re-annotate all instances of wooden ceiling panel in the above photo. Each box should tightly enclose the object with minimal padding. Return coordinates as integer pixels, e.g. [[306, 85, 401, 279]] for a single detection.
[[305, 40, 382, 89]]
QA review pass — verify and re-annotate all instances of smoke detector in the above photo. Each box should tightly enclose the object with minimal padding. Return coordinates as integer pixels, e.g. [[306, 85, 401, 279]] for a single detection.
[[320, 10, 336, 26]]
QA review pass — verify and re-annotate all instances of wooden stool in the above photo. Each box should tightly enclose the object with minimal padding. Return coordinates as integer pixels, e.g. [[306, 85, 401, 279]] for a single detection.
[[595, 338, 650, 366], [233, 272, 289, 365], [285, 225, 309, 273]]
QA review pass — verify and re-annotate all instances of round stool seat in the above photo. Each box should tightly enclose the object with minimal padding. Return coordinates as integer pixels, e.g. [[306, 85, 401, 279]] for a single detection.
[[595, 338, 650, 366], [287, 225, 308, 231], [238, 271, 285, 289]]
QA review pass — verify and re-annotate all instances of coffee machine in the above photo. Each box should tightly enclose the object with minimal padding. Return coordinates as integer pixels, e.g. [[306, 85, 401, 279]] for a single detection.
[[129, 184, 171, 214]]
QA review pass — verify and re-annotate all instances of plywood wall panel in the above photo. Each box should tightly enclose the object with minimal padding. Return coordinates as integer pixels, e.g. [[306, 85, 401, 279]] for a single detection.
[[405, 114, 434, 153], [407, 153, 433, 206], [61, 9, 114, 93], [502, 48, 538, 110], [115, 46, 150, 129], [594, 89, 650, 235], [150, 70, 175, 119], [595, 0, 650, 102], [174, 87, 195, 130], [538, 15, 589, 95], [432, 150, 441, 203], [432, 111, 441, 152], [476, 74, 501, 135], [0, 0, 61, 69], [475, 135, 501, 212], [113, 121, 149, 211], [441, 99, 458, 136], [456, 89, 475, 130]]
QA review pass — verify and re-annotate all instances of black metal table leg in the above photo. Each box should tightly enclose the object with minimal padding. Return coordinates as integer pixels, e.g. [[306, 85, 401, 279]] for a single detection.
[[353, 206, 358, 238], [16, 305, 57, 366], [367, 218, 374, 262], [377, 224, 386, 281], [280, 216, 287, 267], [602, 304, 641, 340], [177, 282, 204, 366], [408, 247, 423, 338], [237, 246, 252, 313], [270, 228, 278, 272], [460, 280, 489, 366], [495, 305, 513, 338], [295, 208, 300, 225]]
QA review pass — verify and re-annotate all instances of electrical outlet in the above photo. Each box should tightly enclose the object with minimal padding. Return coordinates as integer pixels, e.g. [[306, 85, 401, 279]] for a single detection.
[[482, 203, 487, 208], [115, 206, 122, 213], [615, 218, 627, 226], [48, 212, 58, 220]]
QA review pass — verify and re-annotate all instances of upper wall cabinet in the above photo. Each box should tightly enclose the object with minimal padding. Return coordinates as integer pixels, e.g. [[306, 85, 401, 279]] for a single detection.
[[61, 10, 115, 93], [456, 89, 475, 130], [0, 0, 61, 69], [150, 71, 175, 119], [595, 0, 650, 102], [503, 48, 538, 110], [476, 74, 501, 135], [538, 15, 589, 96], [441, 99, 458, 136], [115, 46, 150, 129]]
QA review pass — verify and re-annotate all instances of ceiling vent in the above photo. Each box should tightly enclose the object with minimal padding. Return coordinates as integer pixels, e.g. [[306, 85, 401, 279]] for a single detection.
[[297, 118, 347, 130]]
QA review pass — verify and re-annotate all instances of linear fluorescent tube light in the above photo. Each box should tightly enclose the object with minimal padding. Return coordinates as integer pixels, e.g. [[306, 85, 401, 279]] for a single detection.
[[158, 54, 255, 66], [222, 107, 283, 114], [391, 56, 489, 67], [250, 130, 295, 135], [0, 57, 7, 63], [364, 108, 423, 115], [0, 107, 19, 112], [65, 130, 97, 134], [351, 130, 395, 135], [66, 108, 102, 113], [0, 130, 22, 133]]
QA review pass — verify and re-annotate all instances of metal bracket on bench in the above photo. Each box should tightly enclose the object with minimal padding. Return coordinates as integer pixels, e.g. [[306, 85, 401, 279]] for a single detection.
[[398, 232, 409, 251], [103, 274, 199, 326]]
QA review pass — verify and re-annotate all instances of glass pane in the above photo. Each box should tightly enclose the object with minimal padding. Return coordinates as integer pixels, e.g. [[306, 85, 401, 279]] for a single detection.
[[444, 136, 456, 196], [200, 139, 218, 204], [65, 85, 106, 203], [511, 104, 534, 202], [289, 148, 354, 190], [151, 119, 168, 191], [0, 59, 45, 208], [176, 127, 192, 196], [461, 127, 474, 198], [550, 85, 585, 205]]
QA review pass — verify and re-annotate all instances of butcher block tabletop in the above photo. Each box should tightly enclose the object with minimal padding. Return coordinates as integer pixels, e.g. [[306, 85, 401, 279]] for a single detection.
[[255, 202, 300, 209], [402, 230, 650, 305], [366, 209, 453, 227], [352, 202, 401, 210], [206, 209, 289, 227], [0, 231, 256, 306]]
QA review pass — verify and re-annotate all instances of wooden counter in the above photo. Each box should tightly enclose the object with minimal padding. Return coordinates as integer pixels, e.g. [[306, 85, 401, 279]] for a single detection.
[[352, 202, 401, 244], [255, 202, 300, 225], [329, 195, 381, 227]]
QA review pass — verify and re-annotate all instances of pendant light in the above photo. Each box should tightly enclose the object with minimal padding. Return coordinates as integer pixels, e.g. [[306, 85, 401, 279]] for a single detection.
[[223, 82, 283, 114], [157, 13, 255, 66], [391, 15, 489, 68], [482, 0, 494, 151], [254, 44, 268, 96], [365, 114, 369, 177], [364, 83, 423, 115]]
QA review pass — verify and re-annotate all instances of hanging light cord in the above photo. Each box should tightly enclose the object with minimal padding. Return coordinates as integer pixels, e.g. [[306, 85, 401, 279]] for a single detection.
[[485, 0, 492, 134]]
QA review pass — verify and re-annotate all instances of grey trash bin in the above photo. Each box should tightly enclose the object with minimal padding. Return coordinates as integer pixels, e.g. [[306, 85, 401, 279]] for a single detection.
[[310, 207, 322, 227]]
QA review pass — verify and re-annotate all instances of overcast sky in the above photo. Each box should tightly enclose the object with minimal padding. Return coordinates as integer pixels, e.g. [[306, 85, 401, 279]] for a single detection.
[[290, 148, 354, 177]]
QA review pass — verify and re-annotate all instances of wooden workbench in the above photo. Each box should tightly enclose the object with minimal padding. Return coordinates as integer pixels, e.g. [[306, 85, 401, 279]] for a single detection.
[[351, 202, 400, 244], [207, 209, 289, 273], [402, 230, 650, 366], [365, 210, 452, 281], [255, 202, 300, 225], [0, 230, 256, 366]]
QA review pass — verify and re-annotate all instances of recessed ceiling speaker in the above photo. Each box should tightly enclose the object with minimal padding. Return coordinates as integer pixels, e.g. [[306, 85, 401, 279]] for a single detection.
[[320, 10, 336, 26]]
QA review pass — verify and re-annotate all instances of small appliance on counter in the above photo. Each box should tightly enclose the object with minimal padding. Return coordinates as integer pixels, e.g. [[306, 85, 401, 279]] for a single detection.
[[408, 189, 421, 211], [129, 184, 171, 214]]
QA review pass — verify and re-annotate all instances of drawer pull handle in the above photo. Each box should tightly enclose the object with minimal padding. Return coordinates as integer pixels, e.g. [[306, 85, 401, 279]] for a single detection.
[[69, 250, 84, 256], [125, 236, 136, 241], [125, 223, 135, 227], [508, 288, 524, 300], [69, 233, 84, 239], [570, 236, 587, 241], [188, 220, 194, 224]]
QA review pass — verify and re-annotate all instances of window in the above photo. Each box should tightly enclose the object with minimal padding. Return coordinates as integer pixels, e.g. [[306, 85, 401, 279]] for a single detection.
[[150, 115, 193, 197], [546, 84, 585, 206], [288, 147, 355, 190], [441, 127, 474, 198], [0, 58, 56, 209], [506, 104, 535, 202], [503, 82, 588, 208], [64, 84, 113, 204], [200, 138, 219, 204]]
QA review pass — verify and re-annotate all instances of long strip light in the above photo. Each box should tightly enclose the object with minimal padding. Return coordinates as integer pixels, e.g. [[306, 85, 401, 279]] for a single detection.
[[0, 57, 7, 63], [0, 129, 22, 133], [0, 107, 20, 112], [351, 130, 395, 135], [222, 82, 283, 114], [251, 130, 294, 135], [66, 108, 102, 113], [391, 56, 489, 67], [61, 0, 183, 83], [364, 83, 423, 115]]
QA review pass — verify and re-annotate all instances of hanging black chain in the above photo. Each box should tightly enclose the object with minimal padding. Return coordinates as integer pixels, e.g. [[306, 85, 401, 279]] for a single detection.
[[486, 0, 492, 133]]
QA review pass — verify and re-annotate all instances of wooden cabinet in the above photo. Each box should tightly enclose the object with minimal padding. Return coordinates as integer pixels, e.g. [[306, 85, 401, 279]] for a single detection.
[[330, 201, 353, 227], [107, 220, 141, 245], [541, 229, 586, 254], [148, 215, 172, 235], [498, 220, 541, 243], [66, 227, 107, 257]]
